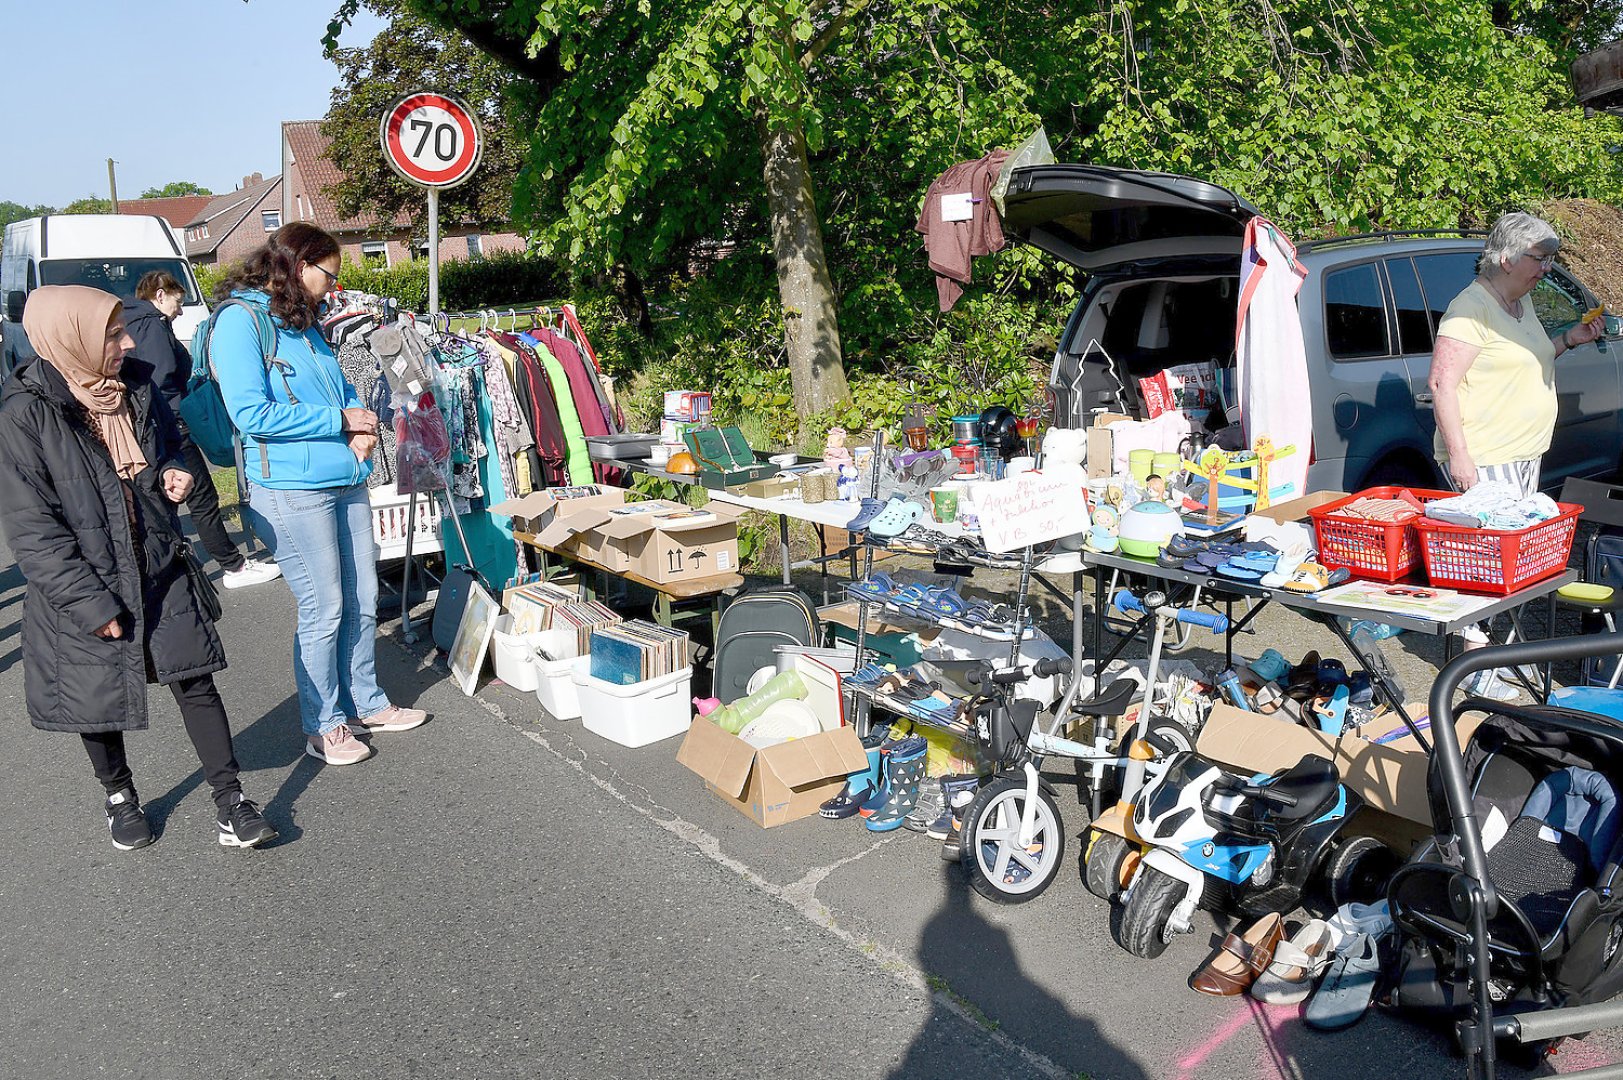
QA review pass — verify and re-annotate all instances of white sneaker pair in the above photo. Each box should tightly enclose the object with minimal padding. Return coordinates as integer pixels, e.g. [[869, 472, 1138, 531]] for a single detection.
[[221, 558, 281, 590]]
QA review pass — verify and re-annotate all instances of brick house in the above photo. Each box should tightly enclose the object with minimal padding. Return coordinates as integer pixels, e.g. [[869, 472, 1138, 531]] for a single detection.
[[280, 120, 525, 267], [182, 174, 284, 266]]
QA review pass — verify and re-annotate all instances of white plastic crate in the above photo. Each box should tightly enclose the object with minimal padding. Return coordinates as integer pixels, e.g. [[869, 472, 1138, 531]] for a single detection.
[[370, 489, 444, 561], [534, 654, 584, 720], [571, 659, 694, 747], [490, 615, 542, 693]]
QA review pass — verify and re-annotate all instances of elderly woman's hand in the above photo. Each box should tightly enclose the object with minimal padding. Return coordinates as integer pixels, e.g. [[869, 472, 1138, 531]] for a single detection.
[[1567, 317, 1606, 350], [1449, 453, 1478, 492], [161, 467, 194, 503]]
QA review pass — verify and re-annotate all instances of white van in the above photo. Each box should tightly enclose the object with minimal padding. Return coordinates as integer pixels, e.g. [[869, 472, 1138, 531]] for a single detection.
[[0, 214, 207, 360]]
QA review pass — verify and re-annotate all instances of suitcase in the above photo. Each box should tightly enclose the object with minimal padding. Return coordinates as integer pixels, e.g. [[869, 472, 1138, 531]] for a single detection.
[[711, 587, 821, 705]]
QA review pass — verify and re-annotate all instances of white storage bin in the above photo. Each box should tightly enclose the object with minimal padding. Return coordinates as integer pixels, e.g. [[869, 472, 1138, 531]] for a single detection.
[[534, 654, 584, 720], [571, 658, 694, 748], [490, 615, 542, 693]]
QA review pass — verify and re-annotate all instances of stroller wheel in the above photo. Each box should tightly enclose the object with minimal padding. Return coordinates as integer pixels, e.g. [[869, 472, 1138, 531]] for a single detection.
[[1327, 836, 1401, 908]]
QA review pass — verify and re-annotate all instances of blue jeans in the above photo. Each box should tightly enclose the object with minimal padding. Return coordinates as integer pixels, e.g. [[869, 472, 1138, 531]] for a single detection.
[[245, 482, 390, 736]]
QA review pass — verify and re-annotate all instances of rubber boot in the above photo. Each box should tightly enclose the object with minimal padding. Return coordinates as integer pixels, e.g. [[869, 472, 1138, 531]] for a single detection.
[[820, 745, 883, 820], [858, 735, 921, 817], [865, 744, 929, 832], [927, 775, 981, 840]]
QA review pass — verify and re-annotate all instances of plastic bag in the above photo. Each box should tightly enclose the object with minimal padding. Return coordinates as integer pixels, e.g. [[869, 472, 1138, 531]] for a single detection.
[[990, 125, 1057, 215], [395, 395, 452, 494]]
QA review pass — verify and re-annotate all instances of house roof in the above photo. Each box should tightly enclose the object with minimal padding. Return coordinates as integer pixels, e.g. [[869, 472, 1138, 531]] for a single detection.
[[184, 176, 282, 258], [120, 196, 213, 230], [283, 120, 411, 234]]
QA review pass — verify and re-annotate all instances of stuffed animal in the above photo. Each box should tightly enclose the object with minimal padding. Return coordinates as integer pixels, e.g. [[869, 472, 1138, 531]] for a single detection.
[[823, 426, 853, 468], [1042, 427, 1085, 475]]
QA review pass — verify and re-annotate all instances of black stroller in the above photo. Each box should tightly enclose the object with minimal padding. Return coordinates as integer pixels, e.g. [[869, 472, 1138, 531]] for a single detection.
[[1388, 634, 1623, 1079]]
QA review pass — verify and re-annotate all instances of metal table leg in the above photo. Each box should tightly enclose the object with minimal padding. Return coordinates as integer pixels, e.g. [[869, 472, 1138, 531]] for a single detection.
[[778, 512, 792, 586]]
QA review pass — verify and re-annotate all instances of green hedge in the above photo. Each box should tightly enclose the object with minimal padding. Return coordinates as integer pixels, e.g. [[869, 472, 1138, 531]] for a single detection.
[[196, 249, 563, 313]]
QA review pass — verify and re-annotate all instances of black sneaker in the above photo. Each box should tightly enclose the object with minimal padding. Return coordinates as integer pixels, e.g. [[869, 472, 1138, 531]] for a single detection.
[[217, 795, 278, 849], [105, 788, 154, 851]]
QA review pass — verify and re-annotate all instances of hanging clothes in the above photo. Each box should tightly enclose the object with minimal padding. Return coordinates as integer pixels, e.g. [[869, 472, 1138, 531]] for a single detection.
[[493, 332, 571, 487], [1235, 217, 1312, 498], [527, 325, 623, 486], [474, 334, 533, 498], [336, 338, 397, 489], [518, 331, 593, 485], [915, 149, 1011, 312]]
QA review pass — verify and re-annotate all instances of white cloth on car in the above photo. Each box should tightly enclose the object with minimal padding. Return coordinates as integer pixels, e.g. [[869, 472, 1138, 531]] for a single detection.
[[1236, 218, 1311, 499]]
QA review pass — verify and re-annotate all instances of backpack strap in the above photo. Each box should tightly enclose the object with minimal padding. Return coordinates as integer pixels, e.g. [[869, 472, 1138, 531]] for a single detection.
[[206, 298, 300, 480]]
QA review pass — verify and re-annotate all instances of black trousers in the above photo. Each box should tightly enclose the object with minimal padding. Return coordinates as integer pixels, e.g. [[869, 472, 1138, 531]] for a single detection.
[[175, 436, 245, 573], [80, 674, 242, 809]]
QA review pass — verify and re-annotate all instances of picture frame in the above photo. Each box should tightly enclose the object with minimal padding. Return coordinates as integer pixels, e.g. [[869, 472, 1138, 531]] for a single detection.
[[448, 581, 500, 696]]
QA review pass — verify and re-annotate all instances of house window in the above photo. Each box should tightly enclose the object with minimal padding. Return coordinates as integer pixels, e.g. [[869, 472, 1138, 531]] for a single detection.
[[466, 235, 483, 261], [262, 210, 281, 231], [413, 239, 431, 259], [360, 241, 388, 266]]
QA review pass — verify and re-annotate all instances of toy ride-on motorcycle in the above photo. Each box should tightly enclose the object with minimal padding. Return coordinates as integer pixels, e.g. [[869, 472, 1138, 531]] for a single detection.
[[1113, 749, 1362, 959]]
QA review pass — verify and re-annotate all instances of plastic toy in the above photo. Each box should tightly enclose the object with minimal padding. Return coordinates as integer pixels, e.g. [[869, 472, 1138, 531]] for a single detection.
[[1117, 500, 1183, 558], [705, 670, 808, 734], [823, 426, 853, 468]]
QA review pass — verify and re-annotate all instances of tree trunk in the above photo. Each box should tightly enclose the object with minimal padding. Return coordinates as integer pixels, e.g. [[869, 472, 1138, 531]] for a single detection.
[[757, 116, 850, 419]]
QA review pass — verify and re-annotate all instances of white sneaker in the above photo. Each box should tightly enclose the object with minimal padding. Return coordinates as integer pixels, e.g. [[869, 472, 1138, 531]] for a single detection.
[[1467, 670, 1520, 702], [221, 558, 281, 590]]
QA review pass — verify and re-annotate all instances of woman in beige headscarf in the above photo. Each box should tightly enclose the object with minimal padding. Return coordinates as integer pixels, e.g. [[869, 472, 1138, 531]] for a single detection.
[[0, 285, 276, 851]]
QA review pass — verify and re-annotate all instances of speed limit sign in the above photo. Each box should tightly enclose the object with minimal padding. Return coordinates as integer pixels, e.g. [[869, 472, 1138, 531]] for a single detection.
[[379, 93, 483, 189]]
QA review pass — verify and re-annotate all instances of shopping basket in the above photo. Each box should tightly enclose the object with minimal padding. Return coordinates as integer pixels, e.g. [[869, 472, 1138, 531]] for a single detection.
[[1308, 486, 1451, 582], [1411, 503, 1581, 595]]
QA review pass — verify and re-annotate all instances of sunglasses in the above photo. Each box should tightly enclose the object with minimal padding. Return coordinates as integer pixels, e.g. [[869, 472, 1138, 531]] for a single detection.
[[1384, 586, 1436, 599]]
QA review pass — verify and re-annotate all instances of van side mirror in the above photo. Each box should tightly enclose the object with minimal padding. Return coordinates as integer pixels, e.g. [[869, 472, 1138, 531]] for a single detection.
[[4, 291, 23, 323]]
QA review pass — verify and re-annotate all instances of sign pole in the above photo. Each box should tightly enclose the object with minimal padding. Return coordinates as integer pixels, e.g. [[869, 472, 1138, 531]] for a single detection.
[[427, 187, 440, 315]]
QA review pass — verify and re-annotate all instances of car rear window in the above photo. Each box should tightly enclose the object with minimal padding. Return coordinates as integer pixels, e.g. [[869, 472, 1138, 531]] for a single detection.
[[1412, 252, 1477, 334], [38, 258, 199, 305], [1324, 264, 1389, 359]]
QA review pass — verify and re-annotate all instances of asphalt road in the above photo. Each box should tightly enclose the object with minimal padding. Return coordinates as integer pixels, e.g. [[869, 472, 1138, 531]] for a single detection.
[[0, 531, 1617, 1080]]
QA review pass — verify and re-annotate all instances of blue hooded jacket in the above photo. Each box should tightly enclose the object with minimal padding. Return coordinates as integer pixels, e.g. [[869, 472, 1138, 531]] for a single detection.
[[211, 290, 368, 489]]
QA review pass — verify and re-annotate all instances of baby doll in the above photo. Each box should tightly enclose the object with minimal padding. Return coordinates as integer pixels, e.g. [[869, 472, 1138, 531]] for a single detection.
[[823, 426, 853, 468]]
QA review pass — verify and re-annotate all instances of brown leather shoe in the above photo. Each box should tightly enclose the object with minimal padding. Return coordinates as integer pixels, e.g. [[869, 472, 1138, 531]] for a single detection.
[[1190, 912, 1285, 996]]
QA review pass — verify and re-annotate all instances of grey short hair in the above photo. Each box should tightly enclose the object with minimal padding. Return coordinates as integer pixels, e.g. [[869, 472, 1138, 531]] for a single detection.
[[1480, 212, 1559, 274]]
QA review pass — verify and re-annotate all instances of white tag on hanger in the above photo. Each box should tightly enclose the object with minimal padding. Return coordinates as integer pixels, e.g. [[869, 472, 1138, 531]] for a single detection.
[[391, 359, 408, 377], [941, 192, 974, 222], [407, 379, 424, 396]]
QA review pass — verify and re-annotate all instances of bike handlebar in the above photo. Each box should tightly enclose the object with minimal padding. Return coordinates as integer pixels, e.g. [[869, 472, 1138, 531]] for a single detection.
[[1241, 784, 1299, 808], [1114, 589, 1227, 633], [1032, 657, 1073, 679]]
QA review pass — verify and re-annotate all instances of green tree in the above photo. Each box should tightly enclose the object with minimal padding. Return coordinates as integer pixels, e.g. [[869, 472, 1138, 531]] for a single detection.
[[139, 181, 213, 198], [0, 201, 54, 230], [60, 195, 113, 215], [321, 1, 526, 236]]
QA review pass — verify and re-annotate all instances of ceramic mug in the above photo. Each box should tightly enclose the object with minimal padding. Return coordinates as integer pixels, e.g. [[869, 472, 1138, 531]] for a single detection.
[[1006, 455, 1035, 479], [929, 486, 959, 523], [649, 443, 674, 467]]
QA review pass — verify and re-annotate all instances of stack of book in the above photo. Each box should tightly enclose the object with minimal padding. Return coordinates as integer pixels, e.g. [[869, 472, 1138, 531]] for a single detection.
[[589, 621, 692, 686]]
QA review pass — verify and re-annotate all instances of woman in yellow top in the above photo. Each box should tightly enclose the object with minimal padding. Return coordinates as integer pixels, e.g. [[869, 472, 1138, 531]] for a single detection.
[[1428, 211, 1603, 495]]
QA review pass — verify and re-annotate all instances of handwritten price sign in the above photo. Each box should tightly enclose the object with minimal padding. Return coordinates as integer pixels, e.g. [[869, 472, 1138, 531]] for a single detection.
[[973, 473, 1090, 554]]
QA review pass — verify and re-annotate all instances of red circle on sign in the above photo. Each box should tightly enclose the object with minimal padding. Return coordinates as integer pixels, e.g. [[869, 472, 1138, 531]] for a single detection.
[[381, 93, 481, 188]]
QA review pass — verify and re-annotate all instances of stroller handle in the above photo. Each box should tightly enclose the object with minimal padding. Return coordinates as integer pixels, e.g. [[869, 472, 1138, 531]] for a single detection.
[[1430, 632, 1623, 917], [1113, 589, 1226, 632]]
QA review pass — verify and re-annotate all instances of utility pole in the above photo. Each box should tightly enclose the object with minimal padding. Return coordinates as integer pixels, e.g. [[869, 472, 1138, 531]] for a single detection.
[[107, 159, 119, 212]]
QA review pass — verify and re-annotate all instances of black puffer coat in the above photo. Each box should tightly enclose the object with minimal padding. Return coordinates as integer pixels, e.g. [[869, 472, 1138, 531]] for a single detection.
[[119, 297, 191, 419], [0, 358, 226, 733]]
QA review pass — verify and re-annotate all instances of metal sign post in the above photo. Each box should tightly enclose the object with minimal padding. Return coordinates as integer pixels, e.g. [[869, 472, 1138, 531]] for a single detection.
[[379, 92, 484, 315]]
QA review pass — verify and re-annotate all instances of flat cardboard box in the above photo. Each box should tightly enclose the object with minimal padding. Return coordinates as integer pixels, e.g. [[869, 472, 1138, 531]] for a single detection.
[[496, 490, 742, 583], [737, 474, 799, 500], [678, 720, 868, 828], [1086, 412, 1132, 479], [1197, 702, 1480, 848], [1250, 490, 1348, 525], [489, 488, 627, 537]]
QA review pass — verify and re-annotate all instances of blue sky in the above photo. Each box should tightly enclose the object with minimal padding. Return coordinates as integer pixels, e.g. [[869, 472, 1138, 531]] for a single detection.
[[8, 1, 389, 207]]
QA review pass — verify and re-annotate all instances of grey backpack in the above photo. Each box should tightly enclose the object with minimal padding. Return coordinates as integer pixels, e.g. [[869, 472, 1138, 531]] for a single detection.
[[711, 587, 821, 704]]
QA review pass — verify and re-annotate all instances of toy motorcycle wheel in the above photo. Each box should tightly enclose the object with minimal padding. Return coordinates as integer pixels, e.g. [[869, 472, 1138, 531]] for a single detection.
[[1327, 835, 1401, 908], [1116, 865, 1185, 959], [1083, 831, 1138, 902], [1078, 717, 1195, 808], [960, 775, 1065, 904]]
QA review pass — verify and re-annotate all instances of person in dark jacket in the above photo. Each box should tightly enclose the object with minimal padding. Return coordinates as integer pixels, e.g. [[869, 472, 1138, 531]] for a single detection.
[[122, 270, 280, 590], [0, 285, 276, 851]]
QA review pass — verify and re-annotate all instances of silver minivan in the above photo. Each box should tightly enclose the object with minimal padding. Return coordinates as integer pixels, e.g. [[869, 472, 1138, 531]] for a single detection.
[[1003, 164, 1623, 492]]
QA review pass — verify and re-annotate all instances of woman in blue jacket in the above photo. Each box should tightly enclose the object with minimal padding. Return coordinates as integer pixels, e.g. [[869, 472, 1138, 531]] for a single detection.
[[211, 223, 427, 766]]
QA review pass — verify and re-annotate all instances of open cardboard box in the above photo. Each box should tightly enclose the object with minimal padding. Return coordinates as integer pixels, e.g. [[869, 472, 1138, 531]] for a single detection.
[[1248, 490, 1349, 525], [492, 489, 743, 583], [678, 656, 869, 828], [1197, 702, 1480, 851]]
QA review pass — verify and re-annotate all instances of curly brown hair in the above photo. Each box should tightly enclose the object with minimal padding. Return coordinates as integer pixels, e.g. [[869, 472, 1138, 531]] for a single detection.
[[213, 222, 340, 332]]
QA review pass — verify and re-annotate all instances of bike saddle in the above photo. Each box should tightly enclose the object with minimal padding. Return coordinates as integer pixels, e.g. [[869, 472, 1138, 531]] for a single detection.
[[1263, 754, 1340, 822], [1073, 678, 1138, 719]]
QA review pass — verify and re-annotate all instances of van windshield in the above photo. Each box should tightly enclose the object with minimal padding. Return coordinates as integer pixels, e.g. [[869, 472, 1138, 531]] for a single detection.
[[38, 258, 199, 305]]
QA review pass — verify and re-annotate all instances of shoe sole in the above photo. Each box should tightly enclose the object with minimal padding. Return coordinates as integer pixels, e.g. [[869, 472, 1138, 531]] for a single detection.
[[218, 827, 279, 848], [357, 716, 428, 733], [304, 743, 372, 765], [110, 834, 155, 851], [220, 574, 280, 590]]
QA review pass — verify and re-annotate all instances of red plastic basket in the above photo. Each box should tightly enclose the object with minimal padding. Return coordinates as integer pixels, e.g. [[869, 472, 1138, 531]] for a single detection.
[[1307, 486, 1453, 582], [1411, 503, 1581, 595]]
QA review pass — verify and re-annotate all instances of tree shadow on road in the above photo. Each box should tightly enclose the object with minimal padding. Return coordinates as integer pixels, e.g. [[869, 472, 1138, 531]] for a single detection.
[[886, 863, 1150, 1080]]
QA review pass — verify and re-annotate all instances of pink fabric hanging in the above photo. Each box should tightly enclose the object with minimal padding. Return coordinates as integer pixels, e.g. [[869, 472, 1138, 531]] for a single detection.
[[1234, 218, 1311, 498]]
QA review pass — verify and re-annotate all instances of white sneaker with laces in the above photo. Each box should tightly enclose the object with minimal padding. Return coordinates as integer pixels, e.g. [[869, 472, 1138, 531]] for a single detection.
[[1468, 670, 1521, 702], [221, 558, 281, 590]]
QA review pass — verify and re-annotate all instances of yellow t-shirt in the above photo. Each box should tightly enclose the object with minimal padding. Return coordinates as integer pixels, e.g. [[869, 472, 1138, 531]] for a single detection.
[[1434, 280, 1557, 466]]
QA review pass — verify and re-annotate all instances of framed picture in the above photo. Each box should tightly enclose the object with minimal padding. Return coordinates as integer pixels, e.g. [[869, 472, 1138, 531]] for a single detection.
[[449, 581, 500, 696]]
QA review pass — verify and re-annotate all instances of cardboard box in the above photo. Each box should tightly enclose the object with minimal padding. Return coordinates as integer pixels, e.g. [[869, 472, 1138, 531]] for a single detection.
[[1086, 412, 1132, 479], [493, 490, 742, 583], [489, 488, 627, 538], [737, 474, 799, 499], [1197, 703, 1481, 845], [1251, 490, 1349, 525]]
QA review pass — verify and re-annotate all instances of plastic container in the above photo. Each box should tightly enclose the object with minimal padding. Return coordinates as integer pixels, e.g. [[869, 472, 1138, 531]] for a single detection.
[[534, 654, 584, 719], [1308, 486, 1452, 582], [490, 615, 541, 693], [1412, 503, 1582, 595], [571, 659, 694, 747]]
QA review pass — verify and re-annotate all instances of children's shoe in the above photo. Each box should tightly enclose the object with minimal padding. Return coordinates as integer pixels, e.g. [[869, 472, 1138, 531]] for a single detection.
[[105, 788, 154, 851], [865, 744, 929, 832], [821, 745, 883, 820], [217, 793, 278, 849], [926, 775, 981, 839], [902, 779, 947, 833]]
